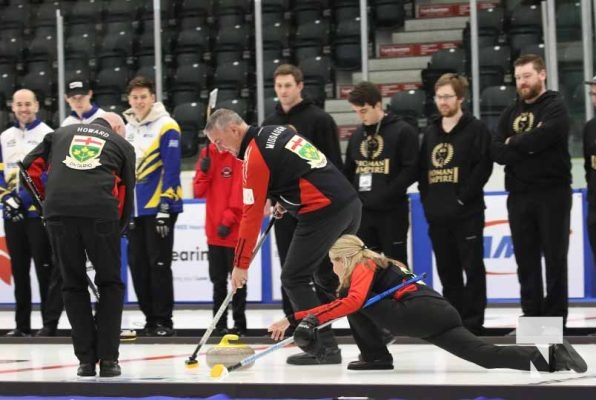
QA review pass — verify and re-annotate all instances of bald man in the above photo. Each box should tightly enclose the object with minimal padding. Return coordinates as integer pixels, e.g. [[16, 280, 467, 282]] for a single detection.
[[0, 89, 58, 337], [23, 112, 135, 377]]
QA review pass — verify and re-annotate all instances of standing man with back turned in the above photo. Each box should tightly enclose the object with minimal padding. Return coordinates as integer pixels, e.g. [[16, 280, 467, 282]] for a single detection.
[[204, 109, 361, 365], [23, 113, 135, 377], [263, 64, 343, 325], [491, 54, 572, 327]]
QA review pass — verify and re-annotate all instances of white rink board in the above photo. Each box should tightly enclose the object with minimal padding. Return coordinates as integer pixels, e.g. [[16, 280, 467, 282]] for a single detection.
[[432, 192, 585, 299]]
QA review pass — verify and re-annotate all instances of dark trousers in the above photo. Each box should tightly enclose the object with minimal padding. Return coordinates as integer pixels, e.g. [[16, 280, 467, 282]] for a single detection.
[[127, 214, 177, 328], [507, 187, 571, 323], [349, 288, 549, 371], [46, 217, 123, 364], [587, 205, 596, 267], [208, 244, 246, 330], [4, 217, 57, 332], [428, 213, 487, 333], [273, 214, 298, 318], [357, 200, 410, 265], [42, 259, 64, 329], [281, 197, 362, 350]]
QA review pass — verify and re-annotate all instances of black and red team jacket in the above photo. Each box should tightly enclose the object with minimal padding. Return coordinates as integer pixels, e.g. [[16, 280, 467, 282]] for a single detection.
[[234, 125, 358, 269], [22, 119, 136, 232], [291, 259, 433, 325]]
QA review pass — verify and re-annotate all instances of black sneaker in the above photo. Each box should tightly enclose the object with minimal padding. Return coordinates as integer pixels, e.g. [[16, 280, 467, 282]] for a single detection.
[[212, 327, 229, 336], [99, 360, 121, 377], [551, 340, 588, 373], [347, 359, 394, 370], [137, 323, 156, 336], [286, 348, 341, 365], [229, 325, 247, 336], [77, 363, 96, 377], [152, 324, 175, 337], [5, 329, 31, 337], [35, 326, 57, 337]]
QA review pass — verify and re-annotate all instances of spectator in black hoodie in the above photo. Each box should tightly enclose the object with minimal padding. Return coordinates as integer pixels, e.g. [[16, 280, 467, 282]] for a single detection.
[[492, 54, 572, 326], [583, 75, 596, 265], [263, 64, 344, 331], [419, 74, 493, 335], [344, 81, 418, 266]]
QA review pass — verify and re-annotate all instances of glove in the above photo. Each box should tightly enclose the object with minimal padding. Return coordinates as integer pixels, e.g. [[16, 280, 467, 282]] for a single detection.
[[293, 314, 322, 355], [155, 204, 171, 238], [217, 224, 231, 238], [199, 154, 211, 173], [2, 195, 25, 222]]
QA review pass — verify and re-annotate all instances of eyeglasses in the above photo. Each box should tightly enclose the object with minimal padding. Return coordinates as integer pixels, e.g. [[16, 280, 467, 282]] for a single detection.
[[434, 94, 457, 101]]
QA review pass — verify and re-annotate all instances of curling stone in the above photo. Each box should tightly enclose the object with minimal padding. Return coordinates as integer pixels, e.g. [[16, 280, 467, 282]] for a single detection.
[[206, 334, 256, 370]]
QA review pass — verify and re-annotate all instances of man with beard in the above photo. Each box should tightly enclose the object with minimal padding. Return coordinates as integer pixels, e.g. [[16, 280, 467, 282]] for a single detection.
[[344, 81, 418, 265], [418, 74, 493, 335], [491, 54, 572, 328]]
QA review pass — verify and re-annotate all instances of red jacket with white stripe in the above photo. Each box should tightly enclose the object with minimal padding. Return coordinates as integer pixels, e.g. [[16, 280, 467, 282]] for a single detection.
[[234, 125, 357, 269]]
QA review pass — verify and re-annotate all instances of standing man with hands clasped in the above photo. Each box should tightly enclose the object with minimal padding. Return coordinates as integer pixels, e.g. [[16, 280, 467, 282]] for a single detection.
[[262, 63, 344, 326], [583, 75, 596, 264], [204, 108, 361, 365], [419, 73, 493, 335], [193, 142, 247, 336], [22, 113, 135, 377], [491, 54, 572, 327], [123, 76, 183, 337], [344, 81, 419, 265], [0, 89, 58, 337]]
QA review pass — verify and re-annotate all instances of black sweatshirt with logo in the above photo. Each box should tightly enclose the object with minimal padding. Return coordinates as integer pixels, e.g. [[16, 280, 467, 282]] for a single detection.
[[491, 90, 571, 193], [583, 117, 596, 207], [419, 112, 493, 223], [343, 112, 419, 211]]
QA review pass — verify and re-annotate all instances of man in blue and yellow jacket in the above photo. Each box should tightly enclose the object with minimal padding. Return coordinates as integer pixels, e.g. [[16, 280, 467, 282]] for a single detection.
[[123, 76, 183, 337]]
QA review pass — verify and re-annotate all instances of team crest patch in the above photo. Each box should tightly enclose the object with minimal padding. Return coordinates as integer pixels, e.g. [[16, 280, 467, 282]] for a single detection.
[[284, 135, 327, 169], [63, 135, 105, 170]]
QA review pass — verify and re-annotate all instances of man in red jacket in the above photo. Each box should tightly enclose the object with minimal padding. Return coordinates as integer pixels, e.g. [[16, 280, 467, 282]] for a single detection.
[[193, 143, 246, 335]]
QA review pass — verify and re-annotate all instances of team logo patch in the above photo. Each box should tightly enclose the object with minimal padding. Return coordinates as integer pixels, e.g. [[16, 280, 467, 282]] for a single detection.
[[63, 135, 105, 170], [284, 135, 327, 169]]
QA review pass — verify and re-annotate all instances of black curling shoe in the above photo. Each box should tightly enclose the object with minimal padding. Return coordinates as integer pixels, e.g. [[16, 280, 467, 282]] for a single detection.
[[347, 359, 394, 370], [550, 340, 588, 373], [77, 363, 96, 377], [99, 360, 121, 377]]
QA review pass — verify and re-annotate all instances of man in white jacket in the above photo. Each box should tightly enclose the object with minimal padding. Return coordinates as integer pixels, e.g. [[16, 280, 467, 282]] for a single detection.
[[0, 89, 58, 337]]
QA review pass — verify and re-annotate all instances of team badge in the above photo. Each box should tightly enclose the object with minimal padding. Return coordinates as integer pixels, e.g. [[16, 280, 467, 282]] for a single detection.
[[431, 142, 454, 168], [285, 135, 327, 169], [513, 112, 534, 134], [63, 135, 105, 170]]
